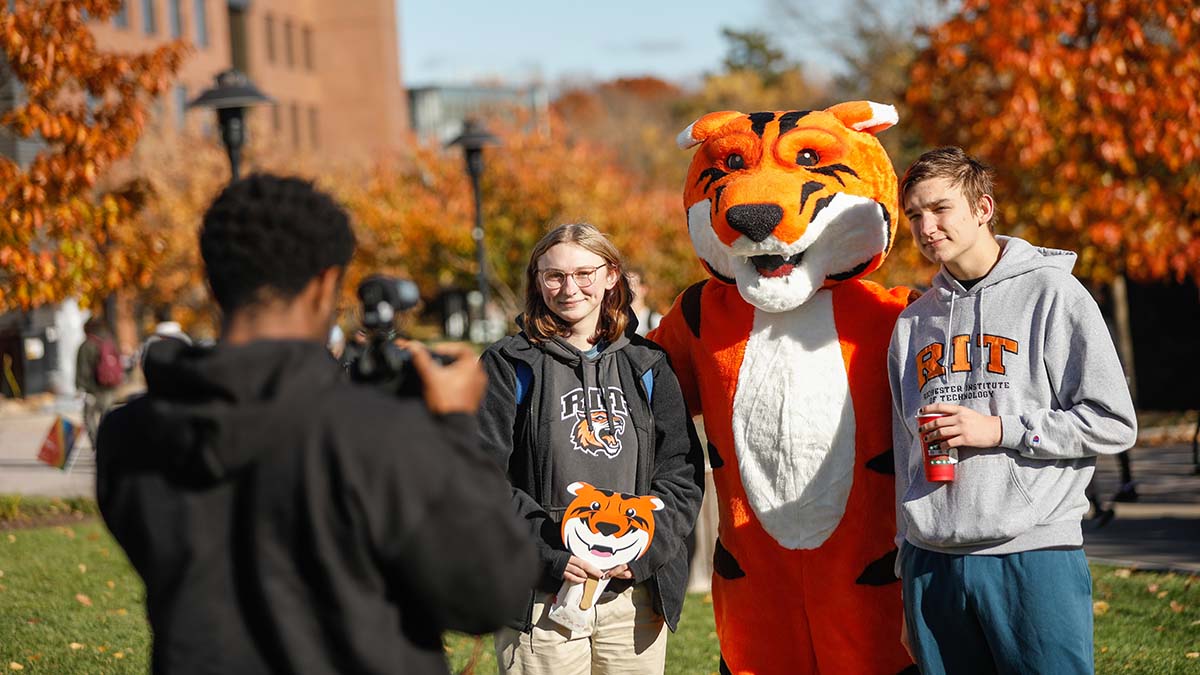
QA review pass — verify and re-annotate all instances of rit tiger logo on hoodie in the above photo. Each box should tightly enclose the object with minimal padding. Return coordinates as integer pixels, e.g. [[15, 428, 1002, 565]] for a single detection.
[[916, 333, 1021, 394], [560, 387, 630, 459]]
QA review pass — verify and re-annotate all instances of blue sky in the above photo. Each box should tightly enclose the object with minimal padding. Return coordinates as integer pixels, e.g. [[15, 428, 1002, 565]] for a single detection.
[[398, 1, 846, 88]]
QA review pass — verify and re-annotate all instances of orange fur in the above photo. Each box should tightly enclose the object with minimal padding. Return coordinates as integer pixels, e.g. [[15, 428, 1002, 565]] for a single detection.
[[652, 103, 913, 674]]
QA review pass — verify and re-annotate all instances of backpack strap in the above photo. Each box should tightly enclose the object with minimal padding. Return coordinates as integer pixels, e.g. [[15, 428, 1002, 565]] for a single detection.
[[640, 368, 654, 403], [514, 360, 534, 406]]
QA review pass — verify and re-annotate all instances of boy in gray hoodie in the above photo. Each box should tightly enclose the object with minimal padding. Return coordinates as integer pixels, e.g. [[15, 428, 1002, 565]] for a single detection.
[[888, 147, 1137, 674]]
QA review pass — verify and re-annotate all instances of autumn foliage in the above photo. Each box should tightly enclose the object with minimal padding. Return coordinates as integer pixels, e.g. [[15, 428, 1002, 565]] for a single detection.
[[0, 0, 186, 310], [906, 1, 1200, 283], [334, 116, 699, 323]]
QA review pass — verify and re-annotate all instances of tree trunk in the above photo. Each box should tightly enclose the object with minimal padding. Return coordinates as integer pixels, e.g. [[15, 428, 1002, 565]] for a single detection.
[[1110, 274, 1138, 406]]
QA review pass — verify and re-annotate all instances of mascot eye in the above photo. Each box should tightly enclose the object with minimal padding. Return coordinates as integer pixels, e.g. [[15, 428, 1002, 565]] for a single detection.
[[726, 153, 745, 170], [796, 149, 820, 167], [625, 507, 637, 518], [590, 501, 601, 511]]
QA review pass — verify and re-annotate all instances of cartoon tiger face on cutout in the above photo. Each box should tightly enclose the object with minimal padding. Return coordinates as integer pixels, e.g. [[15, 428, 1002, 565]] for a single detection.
[[677, 101, 899, 313], [561, 481, 663, 571]]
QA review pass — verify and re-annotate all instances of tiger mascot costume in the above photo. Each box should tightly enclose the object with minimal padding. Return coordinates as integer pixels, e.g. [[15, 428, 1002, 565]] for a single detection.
[[648, 101, 914, 674]]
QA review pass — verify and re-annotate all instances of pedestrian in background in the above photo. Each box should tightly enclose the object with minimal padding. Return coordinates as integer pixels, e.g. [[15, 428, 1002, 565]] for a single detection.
[[76, 316, 123, 447]]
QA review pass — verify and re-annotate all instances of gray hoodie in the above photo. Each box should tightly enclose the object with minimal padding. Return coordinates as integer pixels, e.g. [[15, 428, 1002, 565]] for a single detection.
[[888, 236, 1136, 564]]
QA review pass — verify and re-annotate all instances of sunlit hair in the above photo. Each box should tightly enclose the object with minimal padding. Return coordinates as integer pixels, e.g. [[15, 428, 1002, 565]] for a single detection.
[[900, 146, 998, 229], [524, 223, 631, 345]]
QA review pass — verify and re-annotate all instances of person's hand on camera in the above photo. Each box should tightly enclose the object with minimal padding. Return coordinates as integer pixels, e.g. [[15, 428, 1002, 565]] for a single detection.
[[398, 341, 487, 415], [562, 555, 604, 584]]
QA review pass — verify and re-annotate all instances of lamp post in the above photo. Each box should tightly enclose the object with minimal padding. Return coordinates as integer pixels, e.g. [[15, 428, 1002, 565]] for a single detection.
[[446, 119, 500, 338], [187, 69, 272, 181]]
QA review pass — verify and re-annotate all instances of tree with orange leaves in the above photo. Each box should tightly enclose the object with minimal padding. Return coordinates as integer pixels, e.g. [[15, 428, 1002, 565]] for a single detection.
[[906, 1, 1200, 286], [334, 118, 699, 324], [0, 0, 186, 311]]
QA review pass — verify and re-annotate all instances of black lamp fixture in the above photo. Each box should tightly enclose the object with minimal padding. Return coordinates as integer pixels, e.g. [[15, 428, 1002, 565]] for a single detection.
[[446, 118, 500, 327], [187, 69, 273, 181]]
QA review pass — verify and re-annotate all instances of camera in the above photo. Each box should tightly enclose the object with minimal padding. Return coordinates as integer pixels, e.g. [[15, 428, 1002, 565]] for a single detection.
[[345, 275, 452, 397]]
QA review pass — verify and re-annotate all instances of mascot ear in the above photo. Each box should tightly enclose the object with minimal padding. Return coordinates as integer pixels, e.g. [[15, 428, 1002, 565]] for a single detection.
[[567, 481, 590, 496], [648, 496, 665, 511], [825, 101, 899, 136], [677, 110, 745, 149]]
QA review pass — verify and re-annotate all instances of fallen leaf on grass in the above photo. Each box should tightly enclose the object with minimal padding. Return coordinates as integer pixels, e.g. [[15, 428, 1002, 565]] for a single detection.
[[74, 593, 92, 607], [77, 564, 86, 574], [1158, 591, 1169, 599], [86, 532, 100, 541], [8, 663, 22, 671], [0, 570, 5, 577], [1147, 583, 1159, 593], [1186, 652, 1199, 659], [96, 646, 106, 653], [69, 643, 85, 650], [1099, 646, 1109, 653], [1093, 601, 1110, 616], [702, 594, 712, 605], [1113, 569, 1132, 578], [58, 527, 75, 539], [113, 652, 125, 659], [1154, 625, 1165, 632], [106, 580, 115, 589], [1170, 601, 1185, 613], [6, 535, 14, 543]]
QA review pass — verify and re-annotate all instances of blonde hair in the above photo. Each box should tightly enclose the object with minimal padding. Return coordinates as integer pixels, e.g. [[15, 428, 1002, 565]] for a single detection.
[[524, 223, 631, 344]]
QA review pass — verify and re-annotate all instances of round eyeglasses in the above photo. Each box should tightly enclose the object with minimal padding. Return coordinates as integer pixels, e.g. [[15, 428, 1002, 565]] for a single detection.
[[538, 264, 607, 290]]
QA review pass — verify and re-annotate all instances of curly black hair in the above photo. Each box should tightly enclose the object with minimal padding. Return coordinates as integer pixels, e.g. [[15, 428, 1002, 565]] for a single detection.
[[200, 174, 356, 314]]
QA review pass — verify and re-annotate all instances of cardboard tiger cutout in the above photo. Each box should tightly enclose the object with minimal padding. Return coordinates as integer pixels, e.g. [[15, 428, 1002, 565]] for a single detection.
[[648, 101, 914, 674], [547, 481, 663, 633]]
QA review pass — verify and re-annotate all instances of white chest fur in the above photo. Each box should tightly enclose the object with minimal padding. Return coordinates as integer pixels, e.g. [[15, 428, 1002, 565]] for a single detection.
[[731, 289, 855, 550]]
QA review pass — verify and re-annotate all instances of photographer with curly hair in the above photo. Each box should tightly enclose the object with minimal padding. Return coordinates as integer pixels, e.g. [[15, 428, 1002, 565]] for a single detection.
[[96, 174, 536, 674]]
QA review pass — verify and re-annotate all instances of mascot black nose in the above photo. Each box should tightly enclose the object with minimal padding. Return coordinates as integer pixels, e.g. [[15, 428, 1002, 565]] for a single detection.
[[726, 203, 783, 242], [595, 522, 620, 536]]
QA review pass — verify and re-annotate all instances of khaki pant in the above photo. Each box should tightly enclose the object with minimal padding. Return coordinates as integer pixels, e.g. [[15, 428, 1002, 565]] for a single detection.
[[83, 390, 116, 449], [495, 584, 668, 675]]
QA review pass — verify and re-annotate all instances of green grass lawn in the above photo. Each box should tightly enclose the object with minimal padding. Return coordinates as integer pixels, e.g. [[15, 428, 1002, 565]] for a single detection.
[[1, 516, 1197, 674]]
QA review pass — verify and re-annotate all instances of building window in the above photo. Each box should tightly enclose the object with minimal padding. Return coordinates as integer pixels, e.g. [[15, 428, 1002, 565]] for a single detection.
[[284, 19, 294, 68], [192, 0, 208, 47], [308, 106, 318, 148], [290, 103, 300, 148], [302, 26, 314, 71], [264, 14, 275, 64], [142, 0, 157, 35], [271, 105, 281, 132], [168, 0, 182, 39], [113, 0, 129, 28], [173, 85, 187, 129]]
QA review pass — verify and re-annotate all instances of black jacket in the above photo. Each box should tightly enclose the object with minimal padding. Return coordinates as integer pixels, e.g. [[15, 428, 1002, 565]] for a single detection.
[[478, 330, 705, 632], [97, 338, 536, 675]]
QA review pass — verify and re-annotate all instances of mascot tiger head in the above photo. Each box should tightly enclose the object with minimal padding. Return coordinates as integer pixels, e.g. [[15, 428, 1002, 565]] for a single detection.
[[677, 101, 899, 313], [571, 410, 626, 458], [561, 481, 663, 570]]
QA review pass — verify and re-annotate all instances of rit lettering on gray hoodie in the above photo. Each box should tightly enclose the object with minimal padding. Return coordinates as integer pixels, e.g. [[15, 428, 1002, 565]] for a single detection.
[[888, 236, 1136, 566]]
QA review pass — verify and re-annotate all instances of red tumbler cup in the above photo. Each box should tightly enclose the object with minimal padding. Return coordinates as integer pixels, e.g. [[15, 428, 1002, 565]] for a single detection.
[[917, 412, 956, 482]]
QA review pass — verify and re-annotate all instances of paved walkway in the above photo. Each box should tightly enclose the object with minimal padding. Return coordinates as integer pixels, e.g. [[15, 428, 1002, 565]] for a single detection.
[[1, 395, 1198, 573]]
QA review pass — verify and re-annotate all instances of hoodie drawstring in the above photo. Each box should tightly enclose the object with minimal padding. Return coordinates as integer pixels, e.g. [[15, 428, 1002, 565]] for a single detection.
[[946, 289, 957, 369]]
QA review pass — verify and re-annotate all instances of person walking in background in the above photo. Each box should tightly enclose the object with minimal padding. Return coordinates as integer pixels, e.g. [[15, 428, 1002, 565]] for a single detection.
[[138, 306, 193, 370], [76, 317, 123, 447], [889, 147, 1137, 674], [478, 223, 704, 675], [627, 268, 662, 337]]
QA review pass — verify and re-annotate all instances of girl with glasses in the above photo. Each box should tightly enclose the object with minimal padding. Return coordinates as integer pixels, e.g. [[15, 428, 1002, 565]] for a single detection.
[[478, 222, 704, 675]]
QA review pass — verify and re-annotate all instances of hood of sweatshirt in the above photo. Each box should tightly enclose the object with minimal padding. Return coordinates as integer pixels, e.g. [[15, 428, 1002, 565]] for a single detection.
[[135, 338, 342, 486]]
